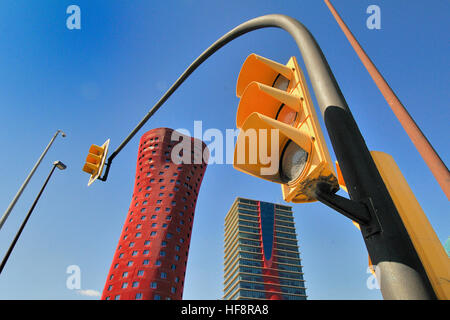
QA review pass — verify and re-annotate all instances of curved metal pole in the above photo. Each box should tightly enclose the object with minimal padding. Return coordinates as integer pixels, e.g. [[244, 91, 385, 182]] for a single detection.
[[0, 130, 66, 231], [99, 14, 435, 299], [101, 14, 348, 181]]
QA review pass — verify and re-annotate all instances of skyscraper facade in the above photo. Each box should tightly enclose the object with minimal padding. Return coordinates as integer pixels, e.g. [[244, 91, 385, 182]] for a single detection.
[[101, 127, 208, 300], [224, 197, 307, 300]]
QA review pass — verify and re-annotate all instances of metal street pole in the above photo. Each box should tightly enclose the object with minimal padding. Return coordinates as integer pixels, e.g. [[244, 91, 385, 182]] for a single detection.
[[0, 161, 67, 275], [0, 130, 66, 231], [92, 14, 435, 299], [324, 0, 450, 200]]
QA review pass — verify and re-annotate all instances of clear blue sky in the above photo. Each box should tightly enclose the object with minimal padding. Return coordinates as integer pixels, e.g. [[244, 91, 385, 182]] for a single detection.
[[0, 0, 448, 300]]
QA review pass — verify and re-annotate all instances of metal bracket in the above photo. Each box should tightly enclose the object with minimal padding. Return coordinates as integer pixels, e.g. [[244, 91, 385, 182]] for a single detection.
[[314, 182, 371, 226]]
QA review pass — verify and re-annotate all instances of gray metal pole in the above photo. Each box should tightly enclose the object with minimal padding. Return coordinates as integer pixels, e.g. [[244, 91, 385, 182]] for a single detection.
[[0, 130, 66, 230]]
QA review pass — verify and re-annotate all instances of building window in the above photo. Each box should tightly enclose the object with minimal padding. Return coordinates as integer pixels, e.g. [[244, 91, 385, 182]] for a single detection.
[[143, 260, 149, 265], [144, 240, 151, 245], [151, 282, 157, 289], [156, 200, 162, 204], [161, 272, 167, 279], [155, 260, 161, 266], [119, 253, 124, 258], [161, 241, 167, 247], [132, 281, 139, 288], [127, 261, 133, 266], [136, 224, 142, 229], [151, 231, 157, 236], [171, 264, 176, 270], [114, 295, 120, 300], [129, 242, 135, 247], [143, 250, 149, 255], [132, 251, 138, 256], [162, 223, 168, 228], [166, 215, 172, 221], [171, 287, 176, 294], [121, 283, 128, 289], [154, 295, 161, 300], [107, 285, 113, 291], [137, 270, 144, 276], [122, 272, 128, 278], [160, 251, 166, 257], [135, 293, 142, 300]]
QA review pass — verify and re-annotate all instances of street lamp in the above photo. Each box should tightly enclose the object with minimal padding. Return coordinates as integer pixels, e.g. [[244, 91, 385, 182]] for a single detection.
[[0, 130, 66, 231], [0, 161, 67, 275]]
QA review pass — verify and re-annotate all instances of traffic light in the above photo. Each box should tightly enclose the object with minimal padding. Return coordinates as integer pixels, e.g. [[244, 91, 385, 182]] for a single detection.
[[82, 139, 110, 186], [233, 54, 338, 203]]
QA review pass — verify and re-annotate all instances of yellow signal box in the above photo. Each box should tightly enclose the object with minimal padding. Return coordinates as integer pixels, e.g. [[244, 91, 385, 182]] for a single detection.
[[371, 151, 450, 300], [233, 54, 338, 202], [82, 139, 110, 186]]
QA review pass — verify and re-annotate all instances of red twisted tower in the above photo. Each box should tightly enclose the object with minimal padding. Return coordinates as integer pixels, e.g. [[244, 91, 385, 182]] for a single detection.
[[101, 128, 208, 300]]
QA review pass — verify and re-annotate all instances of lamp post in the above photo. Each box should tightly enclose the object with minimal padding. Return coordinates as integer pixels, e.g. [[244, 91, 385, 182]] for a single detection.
[[0, 161, 67, 275], [0, 130, 66, 231]]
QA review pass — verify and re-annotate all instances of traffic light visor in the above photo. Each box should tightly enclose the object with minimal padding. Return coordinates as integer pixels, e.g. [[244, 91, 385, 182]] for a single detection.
[[236, 82, 302, 129], [236, 54, 293, 98], [233, 112, 312, 184]]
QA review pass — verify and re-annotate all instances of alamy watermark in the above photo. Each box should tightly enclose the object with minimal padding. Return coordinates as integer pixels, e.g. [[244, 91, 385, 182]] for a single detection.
[[169, 121, 280, 176], [66, 265, 101, 297], [66, 5, 81, 30], [366, 264, 381, 290], [366, 5, 381, 30]]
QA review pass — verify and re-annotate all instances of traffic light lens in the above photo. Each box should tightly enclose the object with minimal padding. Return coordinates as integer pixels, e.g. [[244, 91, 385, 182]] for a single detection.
[[280, 140, 308, 183], [276, 105, 297, 126]]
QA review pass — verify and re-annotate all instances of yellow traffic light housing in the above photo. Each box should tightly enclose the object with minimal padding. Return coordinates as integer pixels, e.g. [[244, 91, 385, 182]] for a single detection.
[[233, 54, 338, 202], [82, 139, 110, 186]]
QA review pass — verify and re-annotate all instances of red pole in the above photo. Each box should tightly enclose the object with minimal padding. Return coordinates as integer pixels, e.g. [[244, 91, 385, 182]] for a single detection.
[[324, 0, 450, 200]]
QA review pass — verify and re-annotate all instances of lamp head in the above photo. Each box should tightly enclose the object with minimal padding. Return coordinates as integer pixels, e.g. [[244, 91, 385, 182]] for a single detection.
[[53, 161, 67, 170]]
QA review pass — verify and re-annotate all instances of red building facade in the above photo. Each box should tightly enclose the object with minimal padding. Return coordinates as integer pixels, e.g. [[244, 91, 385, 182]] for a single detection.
[[101, 128, 208, 300]]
